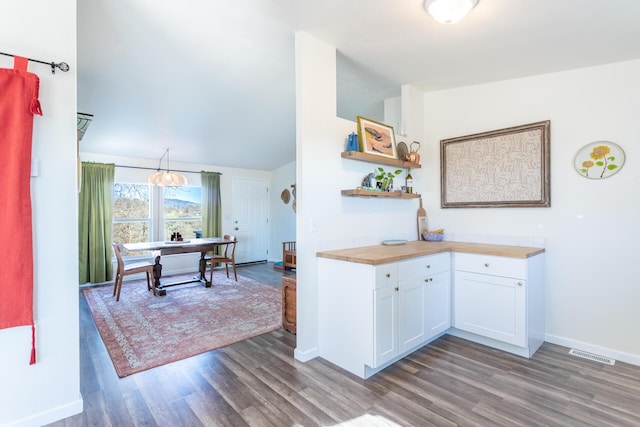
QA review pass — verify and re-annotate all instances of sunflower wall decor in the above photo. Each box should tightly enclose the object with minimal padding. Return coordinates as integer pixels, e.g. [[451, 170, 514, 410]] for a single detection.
[[574, 141, 625, 179]]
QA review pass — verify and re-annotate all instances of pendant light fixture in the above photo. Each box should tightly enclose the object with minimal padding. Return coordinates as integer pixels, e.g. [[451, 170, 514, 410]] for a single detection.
[[424, 0, 478, 24], [147, 148, 188, 186]]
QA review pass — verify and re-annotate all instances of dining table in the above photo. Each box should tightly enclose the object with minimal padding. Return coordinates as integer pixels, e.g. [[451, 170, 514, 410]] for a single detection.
[[123, 237, 233, 296]]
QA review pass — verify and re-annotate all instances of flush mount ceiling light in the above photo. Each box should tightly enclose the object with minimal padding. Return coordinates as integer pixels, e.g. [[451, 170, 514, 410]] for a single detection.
[[424, 0, 478, 24], [148, 148, 188, 186]]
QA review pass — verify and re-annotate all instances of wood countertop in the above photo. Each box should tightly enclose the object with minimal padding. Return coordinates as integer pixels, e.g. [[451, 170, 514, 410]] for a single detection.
[[316, 240, 545, 265]]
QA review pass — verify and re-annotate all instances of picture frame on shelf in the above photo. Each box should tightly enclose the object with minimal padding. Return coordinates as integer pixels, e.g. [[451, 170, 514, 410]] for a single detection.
[[440, 120, 551, 208], [356, 116, 397, 160]]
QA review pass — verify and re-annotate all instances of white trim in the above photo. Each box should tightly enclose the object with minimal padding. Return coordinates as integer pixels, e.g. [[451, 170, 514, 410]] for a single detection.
[[294, 346, 319, 362], [545, 333, 640, 367], [4, 397, 83, 427]]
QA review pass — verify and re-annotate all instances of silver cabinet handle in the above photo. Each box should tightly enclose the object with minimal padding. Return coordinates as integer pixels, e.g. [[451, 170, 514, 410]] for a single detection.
[[484, 263, 490, 267], [517, 281, 523, 286]]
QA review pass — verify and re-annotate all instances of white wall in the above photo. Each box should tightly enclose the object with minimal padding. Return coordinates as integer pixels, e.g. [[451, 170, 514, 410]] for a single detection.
[[295, 33, 423, 360], [270, 161, 296, 261], [0, 2, 82, 426], [296, 34, 640, 366], [422, 60, 640, 363]]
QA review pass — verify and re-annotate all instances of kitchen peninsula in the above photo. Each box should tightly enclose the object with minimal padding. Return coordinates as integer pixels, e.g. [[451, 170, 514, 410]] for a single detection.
[[317, 240, 545, 379]]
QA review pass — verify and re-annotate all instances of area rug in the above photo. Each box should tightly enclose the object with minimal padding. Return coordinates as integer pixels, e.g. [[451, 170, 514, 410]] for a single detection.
[[83, 271, 282, 377]]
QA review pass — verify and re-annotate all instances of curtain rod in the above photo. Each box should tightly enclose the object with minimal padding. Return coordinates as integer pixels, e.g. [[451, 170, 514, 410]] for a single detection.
[[115, 164, 222, 175], [0, 51, 70, 74]]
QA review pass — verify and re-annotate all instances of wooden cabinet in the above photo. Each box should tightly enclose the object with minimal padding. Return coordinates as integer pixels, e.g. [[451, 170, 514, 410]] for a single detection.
[[319, 252, 450, 379], [340, 151, 421, 199], [451, 252, 545, 357], [281, 276, 296, 334]]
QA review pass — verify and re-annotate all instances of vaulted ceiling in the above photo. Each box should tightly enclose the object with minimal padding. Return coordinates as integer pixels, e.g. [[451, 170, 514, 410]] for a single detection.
[[77, 0, 640, 171]]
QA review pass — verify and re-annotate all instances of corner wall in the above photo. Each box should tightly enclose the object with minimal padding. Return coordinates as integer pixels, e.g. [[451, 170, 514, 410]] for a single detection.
[[422, 60, 640, 363], [294, 33, 422, 360], [0, 1, 82, 425], [270, 161, 296, 261]]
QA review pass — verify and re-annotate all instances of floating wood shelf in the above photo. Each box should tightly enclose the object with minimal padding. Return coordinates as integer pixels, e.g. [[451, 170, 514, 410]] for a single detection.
[[341, 151, 421, 169], [342, 189, 421, 199]]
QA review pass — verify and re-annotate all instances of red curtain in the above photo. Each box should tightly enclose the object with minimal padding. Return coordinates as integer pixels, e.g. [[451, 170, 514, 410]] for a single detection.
[[0, 56, 42, 364]]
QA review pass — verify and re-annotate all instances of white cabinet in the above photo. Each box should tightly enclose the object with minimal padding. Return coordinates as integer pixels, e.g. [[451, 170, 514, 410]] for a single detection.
[[373, 258, 429, 368], [452, 252, 545, 358], [374, 283, 399, 366], [426, 270, 451, 338], [454, 271, 526, 346], [319, 252, 450, 379]]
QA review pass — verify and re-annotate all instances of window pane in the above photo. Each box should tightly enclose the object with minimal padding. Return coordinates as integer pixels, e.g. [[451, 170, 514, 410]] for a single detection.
[[163, 186, 202, 219], [113, 221, 150, 245], [165, 220, 203, 241], [113, 183, 150, 219]]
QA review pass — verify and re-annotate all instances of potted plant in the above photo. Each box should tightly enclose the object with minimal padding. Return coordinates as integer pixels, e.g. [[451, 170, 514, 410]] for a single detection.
[[375, 167, 403, 191]]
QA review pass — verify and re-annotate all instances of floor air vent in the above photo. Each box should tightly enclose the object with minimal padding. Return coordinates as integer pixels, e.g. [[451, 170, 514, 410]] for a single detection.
[[569, 349, 615, 365]]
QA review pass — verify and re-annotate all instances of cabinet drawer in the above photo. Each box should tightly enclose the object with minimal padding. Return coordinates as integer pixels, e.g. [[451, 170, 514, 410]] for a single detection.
[[454, 252, 526, 279], [398, 253, 450, 281], [374, 263, 398, 289]]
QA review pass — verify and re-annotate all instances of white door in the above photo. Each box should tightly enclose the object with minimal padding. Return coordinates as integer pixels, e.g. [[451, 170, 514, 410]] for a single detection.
[[231, 177, 269, 264]]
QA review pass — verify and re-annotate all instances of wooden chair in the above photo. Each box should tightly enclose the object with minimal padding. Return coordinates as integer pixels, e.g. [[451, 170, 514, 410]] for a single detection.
[[205, 235, 238, 283], [112, 242, 156, 301], [282, 241, 296, 270]]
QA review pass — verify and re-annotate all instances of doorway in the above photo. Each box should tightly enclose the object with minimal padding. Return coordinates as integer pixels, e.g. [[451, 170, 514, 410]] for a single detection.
[[231, 177, 269, 264]]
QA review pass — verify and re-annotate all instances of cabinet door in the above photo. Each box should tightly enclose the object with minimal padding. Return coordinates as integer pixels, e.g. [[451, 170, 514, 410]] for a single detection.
[[373, 285, 398, 367], [398, 279, 426, 353], [454, 271, 526, 347], [426, 271, 451, 338]]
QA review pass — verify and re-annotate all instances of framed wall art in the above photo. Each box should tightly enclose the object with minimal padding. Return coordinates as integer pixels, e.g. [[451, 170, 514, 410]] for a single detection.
[[440, 120, 551, 208], [356, 116, 397, 159], [574, 141, 625, 179]]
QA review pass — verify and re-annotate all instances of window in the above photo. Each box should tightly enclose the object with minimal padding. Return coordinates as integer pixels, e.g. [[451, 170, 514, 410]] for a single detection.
[[162, 186, 202, 241], [112, 183, 202, 252], [112, 183, 151, 247]]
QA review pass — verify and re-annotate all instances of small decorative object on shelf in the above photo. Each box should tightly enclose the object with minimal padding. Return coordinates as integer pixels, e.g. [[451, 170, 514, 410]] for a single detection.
[[346, 132, 359, 152], [361, 172, 376, 189], [405, 170, 413, 194], [375, 167, 402, 191], [356, 116, 397, 160], [396, 141, 408, 161], [407, 141, 421, 164]]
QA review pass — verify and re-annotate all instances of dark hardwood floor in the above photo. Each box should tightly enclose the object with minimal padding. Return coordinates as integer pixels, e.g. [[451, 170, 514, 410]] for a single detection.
[[48, 263, 640, 426]]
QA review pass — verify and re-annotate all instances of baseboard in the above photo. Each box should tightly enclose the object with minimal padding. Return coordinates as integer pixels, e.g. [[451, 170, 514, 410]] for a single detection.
[[545, 333, 640, 366], [4, 396, 83, 427], [294, 346, 319, 362]]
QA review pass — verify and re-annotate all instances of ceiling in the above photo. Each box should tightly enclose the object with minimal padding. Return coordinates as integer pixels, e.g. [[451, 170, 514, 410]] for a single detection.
[[77, 0, 640, 171]]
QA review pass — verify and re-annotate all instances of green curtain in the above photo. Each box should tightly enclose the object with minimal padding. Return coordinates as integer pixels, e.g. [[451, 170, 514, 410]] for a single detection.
[[201, 171, 222, 238], [78, 162, 115, 284]]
